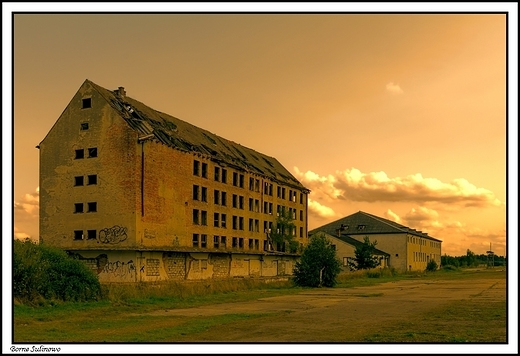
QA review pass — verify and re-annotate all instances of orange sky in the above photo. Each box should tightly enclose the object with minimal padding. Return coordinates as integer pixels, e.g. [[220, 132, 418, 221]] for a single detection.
[[3, 3, 518, 354], [7, 7, 515, 259]]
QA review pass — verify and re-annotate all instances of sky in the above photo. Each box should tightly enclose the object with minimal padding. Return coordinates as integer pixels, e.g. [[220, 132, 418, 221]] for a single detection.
[[3, 3, 518, 354]]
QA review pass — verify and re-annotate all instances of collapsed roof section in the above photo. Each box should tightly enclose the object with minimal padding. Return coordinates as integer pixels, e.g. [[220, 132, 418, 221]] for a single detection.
[[88, 80, 308, 191]]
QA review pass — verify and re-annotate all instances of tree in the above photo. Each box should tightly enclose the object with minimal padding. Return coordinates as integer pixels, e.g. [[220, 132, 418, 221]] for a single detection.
[[269, 208, 298, 253], [425, 259, 438, 272], [348, 236, 381, 270], [292, 233, 341, 287]]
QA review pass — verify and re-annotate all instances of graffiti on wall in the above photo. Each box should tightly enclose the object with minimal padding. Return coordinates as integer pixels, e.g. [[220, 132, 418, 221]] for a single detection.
[[98, 225, 128, 244], [102, 259, 136, 278]]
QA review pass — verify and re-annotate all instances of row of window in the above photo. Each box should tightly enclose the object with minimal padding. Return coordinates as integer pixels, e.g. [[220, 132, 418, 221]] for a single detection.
[[74, 174, 97, 186], [74, 202, 97, 213], [414, 252, 431, 263], [192, 234, 264, 250], [75, 147, 97, 159], [194, 160, 305, 204], [74, 230, 96, 240]]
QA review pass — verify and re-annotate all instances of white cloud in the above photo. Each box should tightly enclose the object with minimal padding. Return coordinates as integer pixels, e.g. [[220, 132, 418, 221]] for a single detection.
[[308, 199, 337, 219], [386, 82, 403, 94]]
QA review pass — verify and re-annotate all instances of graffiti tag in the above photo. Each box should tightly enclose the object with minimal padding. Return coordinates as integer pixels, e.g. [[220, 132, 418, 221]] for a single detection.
[[98, 225, 128, 244]]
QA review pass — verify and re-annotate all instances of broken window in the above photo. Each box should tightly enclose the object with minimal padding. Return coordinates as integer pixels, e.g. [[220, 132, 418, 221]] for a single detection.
[[232, 194, 238, 208], [255, 239, 259, 250], [201, 187, 207, 202], [87, 230, 96, 240], [213, 235, 220, 248], [249, 198, 254, 211], [300, 193, 304, 204], [232, 237, 238, 248], [82, 98, 91, 109], [239, 238, 244, 249], [249, 239, 254, 249], [233, 172, 238, 186], [255, 219, 259, 232], [221, 192, 227, 206], [193, 185, 199, 200], [300, 227, 303, 237], [249, 218, 254, 232], [239, 196, 244, 209], [74, 203, 84, 213], [201, 163, 207, 178], [300, 210, 303, 221], [249, 177, 254, 190], [193, 234, 199, 247], [87, 174, 97, 185], [239, 174, 244, 188], [201, 234, 207, 248], [74, 230, 83, 240], [87, 147, 97, 158], [214, 213, 219, 227], [74, 176, 84, 186], [255, 199, 260, 212], [214, 190, 220, 205], [221, 214, 227, 228], [75, 149, 84, 159], [201, 210, 207, 225], [193, 209, 199, 225], [80, 122, 89, 130], [193, 160, 200, 176], [239, 217, 244, 230], [255, 179, 260, 192], [221, 236, 227, 248], [232, 216, 238, 230], [214, 167, 220, 181], [222, 169, 227, 183], [87, 202, 97, 212]]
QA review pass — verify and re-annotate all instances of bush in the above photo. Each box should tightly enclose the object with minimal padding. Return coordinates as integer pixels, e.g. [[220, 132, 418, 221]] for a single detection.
[[13, 239, 102, 303], [425, 259, 438, 272], [292, 233, 341, 288]]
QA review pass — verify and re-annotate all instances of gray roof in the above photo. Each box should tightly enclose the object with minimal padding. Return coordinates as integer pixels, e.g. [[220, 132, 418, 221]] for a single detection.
[[316, 232, 389, 256], [87, 80, 308, 191], [309, 211, 441, 242]]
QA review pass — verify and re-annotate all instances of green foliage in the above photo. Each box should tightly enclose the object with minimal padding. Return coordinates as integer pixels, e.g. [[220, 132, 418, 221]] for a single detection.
[[13, 239, 102, 303], [292, 233, 341, 287], [348, 236, 381, 270], [425, 259, 438, 272], [270, 208, 298, 253]]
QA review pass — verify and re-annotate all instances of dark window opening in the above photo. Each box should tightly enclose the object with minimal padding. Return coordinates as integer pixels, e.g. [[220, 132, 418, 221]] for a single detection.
[[201, 210, 207, 226], [193, 234, 199, 247], [201, 163, 207, 178], [201, 187, 207, 202], [82, 98, 91, 109], [87, 230, 96, 240], [87, 174, 97, 185], [74, 230, 83, 240], [201, 234, 207, 248], [221, 192, 227, 206], [74, 176, 84, 186], [88, 147, 97, 158], [214, 235, 220, 248], [80, 122, 89, 130], [74, 203, 84, 213], [75, 149, 84, 159], [193, 160, 200, 176], [221, 236, 227, 248], [193, 209, 199, 225], [221, 214, 227, 228], [214, 167, 220, 181], [239, 174, 244, 188], [193, 185, 199, 200], [87, 202, 97, 212]]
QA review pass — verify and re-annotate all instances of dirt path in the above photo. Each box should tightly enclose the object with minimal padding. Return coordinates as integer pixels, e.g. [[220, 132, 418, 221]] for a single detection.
[[147, 272, 506, 342]]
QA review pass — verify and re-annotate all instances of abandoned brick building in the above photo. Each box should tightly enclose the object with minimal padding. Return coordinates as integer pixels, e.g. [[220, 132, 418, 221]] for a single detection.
[[38, 79, 310, 282], [310, 211, 442, 272]]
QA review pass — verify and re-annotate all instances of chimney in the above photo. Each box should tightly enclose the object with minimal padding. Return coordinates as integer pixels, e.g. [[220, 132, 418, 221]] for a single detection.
[[115, 86, 126, 99]]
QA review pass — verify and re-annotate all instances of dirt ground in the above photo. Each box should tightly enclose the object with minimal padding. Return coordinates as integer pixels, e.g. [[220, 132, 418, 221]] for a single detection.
[[148, 270, 506, 342]]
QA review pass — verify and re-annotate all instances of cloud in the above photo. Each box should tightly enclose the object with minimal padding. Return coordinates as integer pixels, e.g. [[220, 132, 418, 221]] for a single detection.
[[14, 187, 39, 214], [294, 167, 502, 208], [14, 187, 39, 241], [308, 199, 337, 219], [386, 82, 403, 94]]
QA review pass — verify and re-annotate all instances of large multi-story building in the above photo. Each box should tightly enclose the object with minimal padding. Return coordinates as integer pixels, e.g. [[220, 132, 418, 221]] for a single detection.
[[309, 211, 442, 272], [38, 79, 310, 282]]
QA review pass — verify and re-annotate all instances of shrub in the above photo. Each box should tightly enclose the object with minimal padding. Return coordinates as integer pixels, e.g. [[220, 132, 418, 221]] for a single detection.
[[292, 233, 341, 287], [425, 259, 438, 272], [13, 239, 102, 303]]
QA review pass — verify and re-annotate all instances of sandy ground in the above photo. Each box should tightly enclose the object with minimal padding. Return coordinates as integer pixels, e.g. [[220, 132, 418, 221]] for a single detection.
[[147, 271, 506, 342]]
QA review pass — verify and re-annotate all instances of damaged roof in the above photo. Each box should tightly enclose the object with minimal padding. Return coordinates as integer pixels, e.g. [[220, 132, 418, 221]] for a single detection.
[[87, 80, 308, 191], [309, 211, 441, 241]]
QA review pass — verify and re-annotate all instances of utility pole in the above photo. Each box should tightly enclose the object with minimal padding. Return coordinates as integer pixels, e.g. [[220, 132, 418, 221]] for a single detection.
[[486, 243, 494, 269]]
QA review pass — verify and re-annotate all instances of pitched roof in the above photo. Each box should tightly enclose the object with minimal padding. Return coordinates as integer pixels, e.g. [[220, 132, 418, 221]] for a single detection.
[[309, 211, 441, 242], [317, 232, 389, 256], [86, 80, 308, 191]]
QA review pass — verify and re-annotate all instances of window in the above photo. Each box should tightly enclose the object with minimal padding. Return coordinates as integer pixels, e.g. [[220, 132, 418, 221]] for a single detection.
[[255, 239, 259, 250], [74, 203, 84, 213], [264, 202, 268, 214], [193, 185, 199, 200], [239, 174, 244, 188], [214, 235, 220, 248], [193, 160, 200, 176], [277, 186, 281, 198], [232, 194, 238, 208], [233, 172, 238, 186], [75, 149, 84, 159], [201, 187, 207, 202], [282, 187, 286, 199], [74, 176, 84, 186], [201, 234, 207, 248], [221, 236, 227, 248], [239, 196, 244, 209], [222, 169, 227, 183], [74, 230, 83, 240], [87, 147, 97, 158], [82, 98, 91, 109], [255, 219, 259, 232], [249, 218, 254, 232], [221, 191, 227, 206], [232, 237, 238, 248], [255, 179, 260, 192], [201, 163, 207, 178], [214, 167, 220, 181], [300, 193, 304, 204], [255, 199, 260, 212], [232, 216, 238, 230], [214, 213, 219, 227], [80, 122, 89, 130], [87, 174, 97, 185], [300, 210, 303, 221], [87, 202, 97, 212], [249, 239, 254, 249], [300, 227, 303, 237], [201, 210, 207, 225], [87, 230, 96, 240], [214, 190, 220, 205], [239, 217, 244, 230], [239, 238, 244, 249], [249, 198, 254, 211], [221, 214, 227, 228], [193, 209, 199, 225], [249, 177, 255, 190], [193, 234, 199, 247], [357, 225, 366, 230]]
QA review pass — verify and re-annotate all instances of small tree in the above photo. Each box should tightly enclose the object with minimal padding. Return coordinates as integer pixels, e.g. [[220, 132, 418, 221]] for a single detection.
[[270, 208, 298, 253], [426, 259, 438, 272], [293, 233, 341, 287], [348, 236, 381, 270]]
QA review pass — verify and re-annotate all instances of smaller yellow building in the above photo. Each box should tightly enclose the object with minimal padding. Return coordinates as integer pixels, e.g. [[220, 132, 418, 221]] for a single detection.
[[309, 211, 442, 272]]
